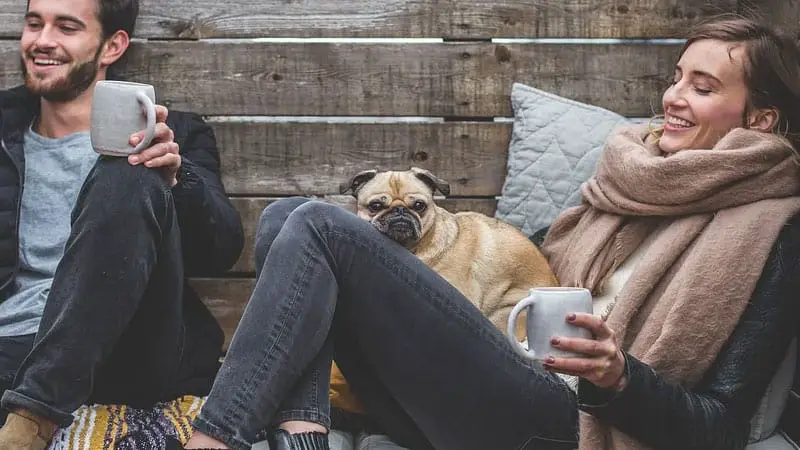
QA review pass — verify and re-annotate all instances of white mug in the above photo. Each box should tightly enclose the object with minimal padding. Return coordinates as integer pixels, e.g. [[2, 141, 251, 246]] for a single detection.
[[507, 287, 593, 361], [90, 80, 157, 156]]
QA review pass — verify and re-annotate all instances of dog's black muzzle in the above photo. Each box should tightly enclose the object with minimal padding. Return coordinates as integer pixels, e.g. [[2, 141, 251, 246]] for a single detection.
[[374, 206, 422, 249]]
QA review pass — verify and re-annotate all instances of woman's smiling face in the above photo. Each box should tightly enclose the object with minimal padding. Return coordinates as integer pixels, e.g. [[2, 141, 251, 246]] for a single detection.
[[659, 39, 751, 153]]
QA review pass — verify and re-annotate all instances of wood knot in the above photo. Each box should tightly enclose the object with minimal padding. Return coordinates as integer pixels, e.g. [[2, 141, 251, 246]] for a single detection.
[[163, 19, 199, 39], [411, 151, 429, 162], [494, 45, 512, 63]]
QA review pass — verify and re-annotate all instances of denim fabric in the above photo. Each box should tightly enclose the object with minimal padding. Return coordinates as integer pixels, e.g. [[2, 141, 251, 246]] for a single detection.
[[194, 198, 578, 450], [1, 156, 191, 426]]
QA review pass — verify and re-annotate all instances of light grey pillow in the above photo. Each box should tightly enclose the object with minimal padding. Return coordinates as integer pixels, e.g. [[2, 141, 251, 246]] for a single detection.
[[495, 82, 629, 235]]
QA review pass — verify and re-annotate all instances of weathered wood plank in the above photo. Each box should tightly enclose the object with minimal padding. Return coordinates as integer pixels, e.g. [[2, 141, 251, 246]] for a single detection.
[[0, 41, 678, 117], [738, 1, 800, 36], [228, 196, 498, 273], [190, 278, 255, 349], [0, 0, 736, 39], [211, 122, 511, 196]]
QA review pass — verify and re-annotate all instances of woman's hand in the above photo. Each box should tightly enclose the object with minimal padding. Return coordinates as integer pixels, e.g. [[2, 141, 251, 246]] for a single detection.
[[543, 313, 628, 390]]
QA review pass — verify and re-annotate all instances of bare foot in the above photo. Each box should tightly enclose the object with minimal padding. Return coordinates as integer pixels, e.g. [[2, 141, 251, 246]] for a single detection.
[[184, 431, 229, 449]]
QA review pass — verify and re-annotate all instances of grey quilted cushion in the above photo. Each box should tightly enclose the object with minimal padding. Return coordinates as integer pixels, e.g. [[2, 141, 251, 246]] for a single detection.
[[495, 83, 629, 235]]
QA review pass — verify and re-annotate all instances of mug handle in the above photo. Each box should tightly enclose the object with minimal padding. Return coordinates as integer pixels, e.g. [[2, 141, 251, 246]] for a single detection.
[[507, 296, 537, 360], [133, 91, 156, 153]]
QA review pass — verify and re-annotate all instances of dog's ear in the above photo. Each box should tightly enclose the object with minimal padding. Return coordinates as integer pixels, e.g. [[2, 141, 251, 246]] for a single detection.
[[340, 169, 378, 197], [410, 167, 451, 196]]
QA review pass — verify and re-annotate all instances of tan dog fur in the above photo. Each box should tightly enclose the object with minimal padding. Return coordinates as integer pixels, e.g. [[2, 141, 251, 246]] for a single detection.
[[343, 167, 559, 338]]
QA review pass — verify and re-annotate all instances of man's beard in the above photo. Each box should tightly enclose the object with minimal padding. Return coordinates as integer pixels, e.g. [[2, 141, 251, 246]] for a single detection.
[[20, 46, 102, 103]]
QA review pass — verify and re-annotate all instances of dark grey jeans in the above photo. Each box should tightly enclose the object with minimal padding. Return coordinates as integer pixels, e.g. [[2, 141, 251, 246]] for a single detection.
[[0, 334, 35, 423], [1, 156, 192, 425], [193, 198, 578, 450]]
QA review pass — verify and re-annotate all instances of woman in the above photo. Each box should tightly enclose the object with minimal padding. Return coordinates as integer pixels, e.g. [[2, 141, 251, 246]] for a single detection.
[[176, 16, 800, 450]]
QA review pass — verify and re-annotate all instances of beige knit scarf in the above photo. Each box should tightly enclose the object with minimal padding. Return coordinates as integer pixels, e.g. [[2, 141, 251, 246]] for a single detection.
[[540, 124, 800, 449]]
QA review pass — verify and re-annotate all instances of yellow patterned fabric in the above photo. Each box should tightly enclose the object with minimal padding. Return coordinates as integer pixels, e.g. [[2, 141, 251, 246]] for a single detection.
[[47, 396, 205, 449]]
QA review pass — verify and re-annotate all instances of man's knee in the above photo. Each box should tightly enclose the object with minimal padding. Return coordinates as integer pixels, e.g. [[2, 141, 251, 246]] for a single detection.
[[83, 156, 168, 201], [73, 156, 171, 224]]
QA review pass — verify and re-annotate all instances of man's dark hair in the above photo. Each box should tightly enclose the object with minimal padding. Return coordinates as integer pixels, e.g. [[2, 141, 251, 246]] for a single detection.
[[97, 0, 138, 40], [26, 0, 139, 39]]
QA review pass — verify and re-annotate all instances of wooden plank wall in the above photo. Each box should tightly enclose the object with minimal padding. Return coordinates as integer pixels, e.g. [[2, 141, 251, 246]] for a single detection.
[[0, 0, 789, 340], [2, 0, 799, 442]]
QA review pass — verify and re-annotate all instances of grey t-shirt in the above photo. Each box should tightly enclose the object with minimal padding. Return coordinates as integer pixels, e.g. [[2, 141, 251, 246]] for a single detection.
[[0, 127, 97, 337]]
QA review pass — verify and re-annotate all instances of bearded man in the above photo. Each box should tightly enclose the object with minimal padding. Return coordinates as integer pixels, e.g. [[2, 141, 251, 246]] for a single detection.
[[0, 1, 244, 448]]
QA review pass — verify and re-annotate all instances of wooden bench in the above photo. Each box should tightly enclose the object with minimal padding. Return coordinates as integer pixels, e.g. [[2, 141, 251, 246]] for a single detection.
[[1, 0, 797, 447]]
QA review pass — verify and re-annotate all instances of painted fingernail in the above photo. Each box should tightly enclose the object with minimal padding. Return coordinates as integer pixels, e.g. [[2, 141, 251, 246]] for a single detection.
[[551, 337, 560, 345], [545, 356, 555, 364], [567, 313, 576, 322]]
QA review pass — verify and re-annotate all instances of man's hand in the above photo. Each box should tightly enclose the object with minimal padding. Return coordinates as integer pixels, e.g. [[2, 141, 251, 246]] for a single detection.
[[128, 105, 181, 187]]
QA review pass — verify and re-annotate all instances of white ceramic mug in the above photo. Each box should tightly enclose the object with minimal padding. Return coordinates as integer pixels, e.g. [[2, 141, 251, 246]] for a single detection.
[[90, 80, 156, 156], [507, 287, 593, 361]]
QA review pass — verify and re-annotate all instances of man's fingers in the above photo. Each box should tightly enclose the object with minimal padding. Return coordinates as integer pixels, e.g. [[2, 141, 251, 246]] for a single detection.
[[152, 122, 174, 143], [129, 122, 174, 147], [144, 153, 181, 169], [128, 142, 179, 165], [154, 104, 169, 123]]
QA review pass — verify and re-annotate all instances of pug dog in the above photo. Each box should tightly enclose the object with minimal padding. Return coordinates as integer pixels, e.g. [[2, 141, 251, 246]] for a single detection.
[[339, 167, 559, 336], [328, 167, 560, 417]]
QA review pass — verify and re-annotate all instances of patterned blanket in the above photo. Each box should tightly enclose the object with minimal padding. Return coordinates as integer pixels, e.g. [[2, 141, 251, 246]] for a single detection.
[[47, 396, 205, 450]]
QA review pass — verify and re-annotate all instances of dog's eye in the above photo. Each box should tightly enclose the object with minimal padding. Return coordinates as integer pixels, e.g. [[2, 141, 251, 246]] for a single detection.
[[411, 200, 427, 212], [368, 201, 384, 213]]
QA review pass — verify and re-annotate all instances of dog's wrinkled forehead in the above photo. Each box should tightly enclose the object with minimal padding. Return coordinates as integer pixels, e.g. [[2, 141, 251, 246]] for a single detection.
[[341, 168, 450, 199], [358, 172, 436, 200]]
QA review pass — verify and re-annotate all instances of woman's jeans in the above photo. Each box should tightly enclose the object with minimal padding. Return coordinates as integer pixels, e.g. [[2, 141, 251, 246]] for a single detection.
[[193, 198, 578, 450]]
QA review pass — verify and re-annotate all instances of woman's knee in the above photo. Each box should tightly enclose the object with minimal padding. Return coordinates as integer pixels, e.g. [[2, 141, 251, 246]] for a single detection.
[[255, 197, 314, 266], [284, 200, 364, 236], [255, 199, 364, 267]]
